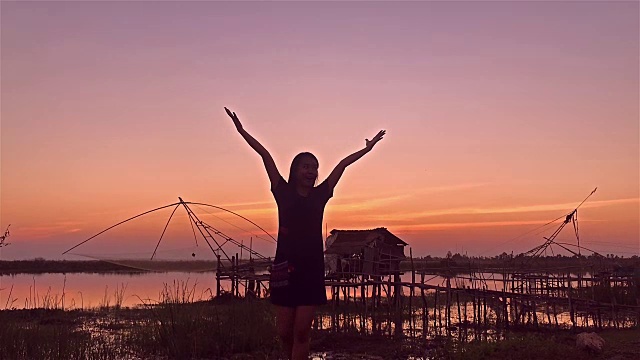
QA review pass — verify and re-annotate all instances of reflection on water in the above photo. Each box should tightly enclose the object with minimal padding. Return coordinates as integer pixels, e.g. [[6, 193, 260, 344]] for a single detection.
[[0, 270, 575, 309], [3, 271, 637, 360], [0, 272, 219, 309], [315, 307, 503, 341], [2, 271, 636, 332]]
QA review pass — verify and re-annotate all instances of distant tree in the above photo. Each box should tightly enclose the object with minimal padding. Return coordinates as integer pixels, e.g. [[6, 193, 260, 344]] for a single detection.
[[0, 225, 10, 248], [451, 253, 465, 262]]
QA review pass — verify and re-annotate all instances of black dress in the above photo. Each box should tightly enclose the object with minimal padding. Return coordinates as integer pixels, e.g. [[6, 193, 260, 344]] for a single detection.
[[269, 175, 333, 307]]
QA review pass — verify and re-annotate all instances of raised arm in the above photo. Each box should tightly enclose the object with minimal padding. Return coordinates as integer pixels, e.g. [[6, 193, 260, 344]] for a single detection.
[[325, 130, 386, 191], [225, 107, 281, 188]]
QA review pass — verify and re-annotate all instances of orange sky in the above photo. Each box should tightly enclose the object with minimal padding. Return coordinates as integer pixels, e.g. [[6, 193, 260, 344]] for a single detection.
[[1, 1, 638, 259]]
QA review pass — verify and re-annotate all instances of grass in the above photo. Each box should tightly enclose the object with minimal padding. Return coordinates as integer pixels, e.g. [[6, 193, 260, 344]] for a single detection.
[[128, 280, 280, 359], [1, 276, 637, 359], [446, 328, 640, 360], [447, 332, 587, 360], [1, 300, 638, 359], [0, 309, 125, 360], [1, 298, 281, 360], [2, 276, 132, 311]]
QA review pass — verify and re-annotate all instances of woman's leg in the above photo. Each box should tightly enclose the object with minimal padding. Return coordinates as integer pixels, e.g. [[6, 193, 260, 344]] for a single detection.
[[292, 305, 317, 360], [275, 305, 296, 359]]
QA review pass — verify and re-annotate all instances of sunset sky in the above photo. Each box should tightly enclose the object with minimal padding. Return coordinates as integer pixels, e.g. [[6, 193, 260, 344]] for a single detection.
[[1, 1, 638, 260]]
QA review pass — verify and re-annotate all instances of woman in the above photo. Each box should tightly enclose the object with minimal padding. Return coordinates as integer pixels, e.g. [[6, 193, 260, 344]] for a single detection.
[[225, 107, 385, 360]]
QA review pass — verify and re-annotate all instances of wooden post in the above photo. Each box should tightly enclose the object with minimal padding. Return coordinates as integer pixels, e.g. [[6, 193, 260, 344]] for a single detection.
[[230, 255, 236, 297], [386, 275, 392, 328], [410, 248, 415, 333], [504, 291, 509, 329], [433, 289, 439, 330], [361, 275, 366, 307], [377, 278, 382, 308], [344, 280, 349, 306], [393, 273, 401, 308], [463, 290, 469, 329], [568, 273, 576, 329], [446, 276, 451, 328], [216, 254, 221, 298], [456, 292, 462, 328], [387, 273, 392, 306], [483, 294, 488, 328], [332, 285, 337, 310], [235, 253, 240, 297], [371, 279, 377, 309], [472, 291, 477, 327], [437, 288, 443, 329], [421, 271, 428, 336]]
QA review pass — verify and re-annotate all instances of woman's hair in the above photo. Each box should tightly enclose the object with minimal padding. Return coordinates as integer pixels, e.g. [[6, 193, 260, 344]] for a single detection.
[[288, 152, 319, 187]]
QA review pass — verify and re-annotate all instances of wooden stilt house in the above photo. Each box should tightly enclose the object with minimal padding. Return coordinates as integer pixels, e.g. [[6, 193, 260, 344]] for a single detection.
[[324, 227, 407, 277]]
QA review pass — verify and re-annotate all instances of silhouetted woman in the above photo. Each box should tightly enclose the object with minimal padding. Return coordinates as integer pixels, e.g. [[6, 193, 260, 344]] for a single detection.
[[225, 107, 385, 360]]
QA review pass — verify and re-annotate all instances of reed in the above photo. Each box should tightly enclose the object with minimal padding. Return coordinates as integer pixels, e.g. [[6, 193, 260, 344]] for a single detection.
[[126, 280, 280, 358], [3, 283, 16, 309], [0, 309, 124, 360], [450, 332, 592, 360], [113, 283, 128, 309]]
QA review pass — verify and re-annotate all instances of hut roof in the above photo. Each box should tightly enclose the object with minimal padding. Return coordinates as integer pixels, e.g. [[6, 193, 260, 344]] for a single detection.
[[324, 227, 407, 255]]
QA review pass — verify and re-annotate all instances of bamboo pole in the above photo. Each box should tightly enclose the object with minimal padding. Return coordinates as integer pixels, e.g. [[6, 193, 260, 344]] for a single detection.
[[216, 254, 221, 298], [483, 294, 488, 328], [434, 289, 439, 330], [456, 291, 462, 328], [410, 248, 415, 334], [446, 276, 451, 328], [421, 271, 428, 336]]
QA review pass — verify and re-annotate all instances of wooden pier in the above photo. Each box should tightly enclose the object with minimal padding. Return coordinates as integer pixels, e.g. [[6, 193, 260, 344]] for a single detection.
[[215, 252, 639, 334]]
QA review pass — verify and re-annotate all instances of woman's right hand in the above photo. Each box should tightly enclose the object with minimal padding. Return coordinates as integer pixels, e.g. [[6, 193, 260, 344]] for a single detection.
[[224, 107, 243, 131]]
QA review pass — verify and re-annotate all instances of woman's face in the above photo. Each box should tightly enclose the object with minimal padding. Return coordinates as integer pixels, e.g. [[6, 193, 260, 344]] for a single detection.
[[296, 156, 319, 187]]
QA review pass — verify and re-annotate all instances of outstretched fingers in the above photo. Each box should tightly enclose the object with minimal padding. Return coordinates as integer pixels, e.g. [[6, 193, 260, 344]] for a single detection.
[[366, 130, 386, 148], [224, 107, 242, 130]]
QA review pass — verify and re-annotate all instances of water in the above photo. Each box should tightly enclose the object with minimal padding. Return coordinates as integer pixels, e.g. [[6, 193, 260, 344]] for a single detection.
[[0, 271, 472, 309], [0, 272, 218, 309], [2, 271, 636, 330]]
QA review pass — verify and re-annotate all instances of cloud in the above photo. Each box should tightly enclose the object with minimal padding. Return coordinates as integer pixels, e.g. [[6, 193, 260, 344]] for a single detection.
[[219, 200, 274, 209], [211, 182, 491, 216], [15, 222, 85, 239], [328, 182, 492, 210], [357, 197, 640, 222], [392, 219, 606, 232]]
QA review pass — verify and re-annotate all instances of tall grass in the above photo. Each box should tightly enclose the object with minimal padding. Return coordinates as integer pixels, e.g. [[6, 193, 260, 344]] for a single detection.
[[126, 280, 280, 359], [98, 283, 128, 310], [0, 309, 125, 360], [3, 283, 16, 309], [449, 332, 593, 360], [24, 276, 67, 310]]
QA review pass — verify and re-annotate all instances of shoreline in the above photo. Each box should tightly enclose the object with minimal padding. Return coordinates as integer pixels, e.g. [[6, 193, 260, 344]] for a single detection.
[[1, 256, 638, 275]]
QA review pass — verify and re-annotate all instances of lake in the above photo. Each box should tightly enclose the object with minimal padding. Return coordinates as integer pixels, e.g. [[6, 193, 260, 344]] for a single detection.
[[0, 271, 219, 309], [0, 271, 509, 310]]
